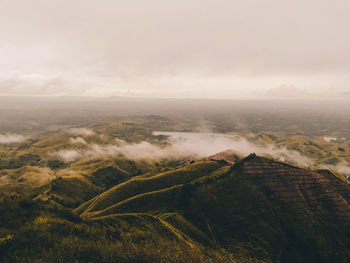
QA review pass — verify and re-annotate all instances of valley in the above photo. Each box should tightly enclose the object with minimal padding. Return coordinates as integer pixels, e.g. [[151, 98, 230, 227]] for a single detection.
[[0, 115, 350, 262]]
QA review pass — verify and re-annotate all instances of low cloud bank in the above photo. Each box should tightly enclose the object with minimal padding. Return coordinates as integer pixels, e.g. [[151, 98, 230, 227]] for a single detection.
[[0, 134, 25, 144], [69, 137, 87, 144], [52, 132, 313, 166], [68, 128, 95, 136], [50, 131, 350, 177], [54, 150, 82, 162], [156, 132, 314, 167], [319, 163, 350, 178]]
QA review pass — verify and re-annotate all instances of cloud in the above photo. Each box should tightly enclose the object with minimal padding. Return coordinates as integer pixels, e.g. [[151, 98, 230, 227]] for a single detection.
[[53, 150, 82, 162], [0, 73, 70, 95], [155, 132, 314, 167], [1, 1, 350, 98], [50, 130, 350, 178], [259, 85, 349, 100], [51, 131, 314, 169], [69, 137, 87, 144], [67, 128, 95, 136], [0, 134, 25, 144], [263, 85, 309, 98], [319, 163, 350, 178]]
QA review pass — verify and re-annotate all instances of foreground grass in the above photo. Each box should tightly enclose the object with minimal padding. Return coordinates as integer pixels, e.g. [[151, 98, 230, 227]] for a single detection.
[[0, 198, 266, 263]]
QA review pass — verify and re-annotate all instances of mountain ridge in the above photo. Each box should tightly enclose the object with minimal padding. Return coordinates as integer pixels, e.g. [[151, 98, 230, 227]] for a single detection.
[[2, 151, 350, 262]]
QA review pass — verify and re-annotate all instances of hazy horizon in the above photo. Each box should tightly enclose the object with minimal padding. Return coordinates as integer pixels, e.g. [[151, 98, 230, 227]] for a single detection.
[[1, 0, 350, 99]]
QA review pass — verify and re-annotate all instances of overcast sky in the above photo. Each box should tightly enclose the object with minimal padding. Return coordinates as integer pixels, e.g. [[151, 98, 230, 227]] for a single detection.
[[1, 0, 349, 99]]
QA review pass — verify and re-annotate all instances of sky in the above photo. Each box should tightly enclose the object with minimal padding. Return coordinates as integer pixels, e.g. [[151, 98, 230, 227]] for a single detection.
[[0, 0, 349, 99]]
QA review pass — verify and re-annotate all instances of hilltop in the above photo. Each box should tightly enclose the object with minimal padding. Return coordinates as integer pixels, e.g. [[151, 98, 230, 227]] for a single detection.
[[2, 151, 349, 262], [72, 153, 350, 262]]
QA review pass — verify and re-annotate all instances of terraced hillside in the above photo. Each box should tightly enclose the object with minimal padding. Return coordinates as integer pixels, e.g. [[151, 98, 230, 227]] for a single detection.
[[77, 154, 350, 262], [1, 147, 350, 262]]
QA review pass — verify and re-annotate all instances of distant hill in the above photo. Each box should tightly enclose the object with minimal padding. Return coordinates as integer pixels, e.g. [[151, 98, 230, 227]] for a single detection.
[[187, 149, 244, 164]]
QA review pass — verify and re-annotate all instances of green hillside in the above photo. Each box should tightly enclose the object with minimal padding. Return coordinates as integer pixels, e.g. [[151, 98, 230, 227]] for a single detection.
[[77, 154, 350, 262], [1, 154, 350, 262], [1, 120, 350, 262], [76, 160, 225, 216]]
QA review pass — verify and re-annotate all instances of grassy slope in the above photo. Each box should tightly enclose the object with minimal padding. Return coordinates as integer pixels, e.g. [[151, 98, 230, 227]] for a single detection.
[[0, 197, 252, 263], [81, 155, 350, 262], [76, 161, 226, 216], [34, 157, 160, 208], [2, 123, 350, 263]]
